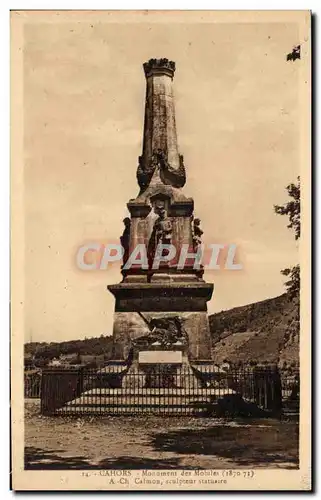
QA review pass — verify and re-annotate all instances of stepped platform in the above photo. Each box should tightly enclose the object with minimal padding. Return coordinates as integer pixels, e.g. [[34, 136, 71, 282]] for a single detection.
[[56, 387, 236, 416]]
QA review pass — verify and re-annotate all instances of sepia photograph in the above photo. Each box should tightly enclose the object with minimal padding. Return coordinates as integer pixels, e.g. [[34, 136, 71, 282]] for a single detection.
[[11, 9, 311, 491]]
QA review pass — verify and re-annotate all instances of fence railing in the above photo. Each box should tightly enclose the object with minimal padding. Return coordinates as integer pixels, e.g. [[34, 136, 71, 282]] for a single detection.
[[39, 364, 299, 417], [24, 371, 42, 398]]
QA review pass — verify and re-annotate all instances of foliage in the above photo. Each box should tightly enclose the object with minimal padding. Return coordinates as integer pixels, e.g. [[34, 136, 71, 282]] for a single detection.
[[209, 294, 299, 365], [209, 294, 288, 337], [281, 265, 300, 300], [25, 335, 114, 362], [274, 177, 300, 299], [274, 176, 300, 240]]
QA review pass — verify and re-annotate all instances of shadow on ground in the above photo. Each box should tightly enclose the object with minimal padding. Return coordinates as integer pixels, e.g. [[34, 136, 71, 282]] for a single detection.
[[192, 394, 277, 418], [150, 421, 299, 468], [25, 418, 299, 470], [25, 447, 91, 470], [24, 447, 191, 470]]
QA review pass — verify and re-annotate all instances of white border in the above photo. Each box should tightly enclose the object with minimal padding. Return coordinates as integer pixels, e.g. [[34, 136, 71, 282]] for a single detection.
[[3, 2, 318, 499]]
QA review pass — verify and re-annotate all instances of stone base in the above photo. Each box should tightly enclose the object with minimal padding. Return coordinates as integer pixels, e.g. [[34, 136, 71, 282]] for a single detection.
[[108, 281, 214, 361], [108, 281, 213, 312], [110, 310, 213, 361]]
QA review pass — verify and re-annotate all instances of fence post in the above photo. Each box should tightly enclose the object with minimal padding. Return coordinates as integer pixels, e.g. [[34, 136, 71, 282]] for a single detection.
[[40, 370, 46, 415], [77, 366, 84, 396], [40, 368, 82, 415], [271, 367, 282, 416]]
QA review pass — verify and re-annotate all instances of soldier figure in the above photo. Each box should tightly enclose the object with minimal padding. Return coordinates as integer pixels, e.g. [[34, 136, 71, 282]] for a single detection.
[[147, 207, 172, 272], [192, 217, 203, 251], [120, 217, 131, 265], [155, 207, 172, 246]]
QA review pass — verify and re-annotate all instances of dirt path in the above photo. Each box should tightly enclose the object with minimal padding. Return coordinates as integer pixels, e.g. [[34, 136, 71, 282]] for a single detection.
[[25, 400, 299, 470]]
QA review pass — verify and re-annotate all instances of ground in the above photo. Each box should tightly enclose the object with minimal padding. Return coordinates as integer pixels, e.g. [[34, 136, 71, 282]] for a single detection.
[[25, 399, 299, 470]]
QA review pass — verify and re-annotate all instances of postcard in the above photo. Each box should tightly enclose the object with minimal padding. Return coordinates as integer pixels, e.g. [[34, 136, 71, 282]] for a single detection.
[[11, 10, 311, 491]]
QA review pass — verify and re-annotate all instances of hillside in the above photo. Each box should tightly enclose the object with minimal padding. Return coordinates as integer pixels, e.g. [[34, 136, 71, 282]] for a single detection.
[[25, 335, 114, 364], [209, 293, 299, 366], [25, 294, 300, 367]]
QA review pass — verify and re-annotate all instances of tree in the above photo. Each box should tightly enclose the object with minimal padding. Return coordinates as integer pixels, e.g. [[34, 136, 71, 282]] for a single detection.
[[274, 177, 300, 240], [280, 264, 300, 300], [274, 177, 300, 298]]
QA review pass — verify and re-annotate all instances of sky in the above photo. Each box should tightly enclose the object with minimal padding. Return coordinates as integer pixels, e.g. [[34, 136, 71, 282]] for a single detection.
[[23, 15, 301, 343]]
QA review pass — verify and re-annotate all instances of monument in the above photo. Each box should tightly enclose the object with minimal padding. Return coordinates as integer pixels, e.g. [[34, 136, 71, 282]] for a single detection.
[[108, 58, 214, 381]]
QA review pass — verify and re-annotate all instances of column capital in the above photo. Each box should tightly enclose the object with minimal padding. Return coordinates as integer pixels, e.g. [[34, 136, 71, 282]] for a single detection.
[[143, 58, 176, 78]]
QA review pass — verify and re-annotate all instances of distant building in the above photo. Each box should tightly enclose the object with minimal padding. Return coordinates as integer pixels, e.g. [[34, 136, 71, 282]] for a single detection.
[[48, 358, 62, 367], [59, 353, 79, 364]]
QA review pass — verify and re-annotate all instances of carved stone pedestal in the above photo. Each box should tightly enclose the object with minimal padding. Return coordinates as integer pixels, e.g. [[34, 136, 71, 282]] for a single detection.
[[108, 282, 213, 362]]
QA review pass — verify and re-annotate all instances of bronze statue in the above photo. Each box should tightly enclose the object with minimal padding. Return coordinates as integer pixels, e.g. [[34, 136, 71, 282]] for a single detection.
[[132, 314, 188, 350]]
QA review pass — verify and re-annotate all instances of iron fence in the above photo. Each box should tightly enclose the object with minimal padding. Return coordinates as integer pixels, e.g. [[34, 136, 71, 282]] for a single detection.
[[280, 370, 300, 414], [39, 364, 299, 417], [24, 371, 42, 398]]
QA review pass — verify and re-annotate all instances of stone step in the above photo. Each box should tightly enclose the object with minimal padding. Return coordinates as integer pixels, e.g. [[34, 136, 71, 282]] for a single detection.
[[57, 405, 200, 415], [64, 388, 235, 407], [80, 387, 234, 396], [56, 388, 235, 414], [64, 395, 224, 407]]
